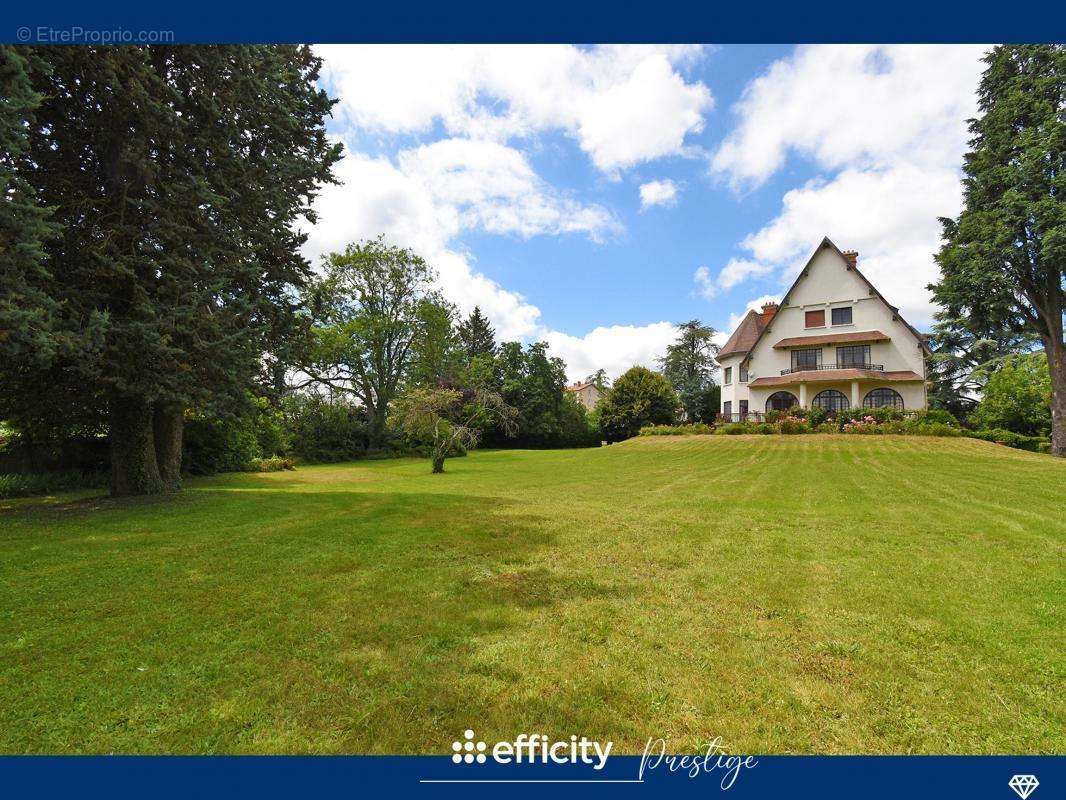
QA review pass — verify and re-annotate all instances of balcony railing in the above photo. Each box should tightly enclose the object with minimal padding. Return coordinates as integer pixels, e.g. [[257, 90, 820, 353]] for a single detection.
[[779, 362, 884, 376]]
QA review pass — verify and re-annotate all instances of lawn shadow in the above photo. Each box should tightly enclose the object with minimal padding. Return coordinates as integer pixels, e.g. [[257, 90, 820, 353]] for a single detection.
[[1, 477, 634, 753]]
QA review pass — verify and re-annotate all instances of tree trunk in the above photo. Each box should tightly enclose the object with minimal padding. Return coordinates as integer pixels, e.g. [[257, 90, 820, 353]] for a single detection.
[[1047, 340, 1066, 457], [109, 395, 164, 497], [368, 405, 388, 450], [153, 402, 184, 491], [431, 454, 445, 473]]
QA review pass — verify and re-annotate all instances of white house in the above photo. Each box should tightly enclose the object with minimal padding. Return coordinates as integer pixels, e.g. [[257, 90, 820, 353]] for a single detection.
[[718, 237, 929, 418]]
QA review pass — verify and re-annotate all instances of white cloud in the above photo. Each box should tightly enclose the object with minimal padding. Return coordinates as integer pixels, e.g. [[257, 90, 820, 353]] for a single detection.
[[694, 258, 774, 299], [543, 322, 678, 383], [397, 138, 618, 242], [302, 142, 583, 341], [693, 266, 716, 299], [729, 164, 964, 326], [639, 179, 679, 210], [710, 45, 986, 325], [318, 45, 713, 174], [711, 45, 985, 188]]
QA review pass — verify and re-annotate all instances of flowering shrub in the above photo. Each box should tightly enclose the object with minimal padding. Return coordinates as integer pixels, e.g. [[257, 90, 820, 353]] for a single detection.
[[778, 416, 810, 435], [841, 415, 880, 434]]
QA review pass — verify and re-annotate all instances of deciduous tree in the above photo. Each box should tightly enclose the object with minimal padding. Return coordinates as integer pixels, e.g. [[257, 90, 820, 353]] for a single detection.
[[295, 238, 437, 446], [597, 366, 679, 442]]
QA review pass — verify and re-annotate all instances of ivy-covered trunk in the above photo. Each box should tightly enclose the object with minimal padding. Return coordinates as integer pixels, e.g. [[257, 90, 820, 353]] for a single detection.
[[153, 402, 185, 490], [431, 454, 446, 473], [109, 395, 165, 497]]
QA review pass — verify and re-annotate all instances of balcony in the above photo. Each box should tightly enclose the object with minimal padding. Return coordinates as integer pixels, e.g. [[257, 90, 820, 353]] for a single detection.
[[779, 362, 883, 376]]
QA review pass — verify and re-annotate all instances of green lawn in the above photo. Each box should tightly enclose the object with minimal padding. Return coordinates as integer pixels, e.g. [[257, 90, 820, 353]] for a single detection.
[[1, 436, 1063, 754]]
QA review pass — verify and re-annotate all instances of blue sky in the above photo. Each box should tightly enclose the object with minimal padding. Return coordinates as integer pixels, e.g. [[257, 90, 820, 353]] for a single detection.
[[306, 45, 988, 380]]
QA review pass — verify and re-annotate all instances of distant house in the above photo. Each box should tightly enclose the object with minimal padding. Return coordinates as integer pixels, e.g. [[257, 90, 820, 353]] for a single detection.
[[566, 381, 603, 410], [718, 237, 930, 419]]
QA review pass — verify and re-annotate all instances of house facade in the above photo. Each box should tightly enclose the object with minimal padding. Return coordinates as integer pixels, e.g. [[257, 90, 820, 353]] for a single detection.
[[718, 238, 929, 419], [566, 381, 603, 410]]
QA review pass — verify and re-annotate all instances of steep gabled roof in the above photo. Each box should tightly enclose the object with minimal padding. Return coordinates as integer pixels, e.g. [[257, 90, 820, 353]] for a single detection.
[[739, 237, 931, 363], [718, 309, 768, 359]]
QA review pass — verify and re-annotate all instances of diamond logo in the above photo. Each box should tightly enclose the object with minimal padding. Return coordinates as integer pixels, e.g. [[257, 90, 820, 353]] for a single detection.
[[451, 729, 487, 764], [1009, 774, 1039, 799]]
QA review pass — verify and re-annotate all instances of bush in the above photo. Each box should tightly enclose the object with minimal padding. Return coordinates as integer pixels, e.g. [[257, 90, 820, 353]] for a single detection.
[[639, 423, 714, 436], [182, 414, 261, 475], [909, 408, 959, 427], [715, 422, 757, 435], [970, 353, 1051, 436], [909, 422, 962, 437], [778, 416, 810, 435], [965, 428, 1048, 451], [841, 416, 881, 434], [282, 394, 370, 463], [0, 470, 107, 498], [248, 456, 296, 472], [806, 406, 830, 426]]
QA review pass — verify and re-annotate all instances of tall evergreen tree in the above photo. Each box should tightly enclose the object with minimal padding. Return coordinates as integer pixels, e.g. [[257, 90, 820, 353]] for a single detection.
[[5, 46, 341, 494], [657, 320, 720, 422], [930, 45, 1065, 455], [0, 47, 59, 371], [457, 306, 496, 358]]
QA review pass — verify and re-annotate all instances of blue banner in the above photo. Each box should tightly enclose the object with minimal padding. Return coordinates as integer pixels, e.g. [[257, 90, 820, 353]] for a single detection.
[[0, 756, 1061, 799], [3, 0, 1065, 44]]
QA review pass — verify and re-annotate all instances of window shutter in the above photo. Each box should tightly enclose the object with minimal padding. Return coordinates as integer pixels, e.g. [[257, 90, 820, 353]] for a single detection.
[[805, 309, 825, 327]]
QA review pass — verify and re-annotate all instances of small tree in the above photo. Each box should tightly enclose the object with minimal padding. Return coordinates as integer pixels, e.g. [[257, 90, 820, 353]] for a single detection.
[[392, 387, 517, 473], [971, 353, 1052, 436], [597, 366, 679, 442]]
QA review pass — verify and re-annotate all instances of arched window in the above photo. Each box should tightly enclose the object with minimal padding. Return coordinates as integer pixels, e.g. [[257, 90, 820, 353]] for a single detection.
[[766, 391, 798, 412], [812, 389, 849, 412], [864, 387, 904, 409]]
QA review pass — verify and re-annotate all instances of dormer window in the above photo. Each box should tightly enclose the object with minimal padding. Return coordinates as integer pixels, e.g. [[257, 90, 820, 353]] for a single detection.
[[805, 309, 825, 328], [831, 306, 853, 326]]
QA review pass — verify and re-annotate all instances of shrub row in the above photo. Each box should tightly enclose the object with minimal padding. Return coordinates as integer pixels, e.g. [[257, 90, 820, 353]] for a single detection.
[[249, 456, 297, 472], [639, 423, 714, 436], [0, 470, 108, 499], [713, 408, 963, 437], [964, 428, 1051, 453]]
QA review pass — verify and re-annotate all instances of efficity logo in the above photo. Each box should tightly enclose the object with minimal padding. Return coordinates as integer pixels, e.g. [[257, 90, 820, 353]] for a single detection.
[[450, 729, 613, 770], [1008, 774, 1039, 799]]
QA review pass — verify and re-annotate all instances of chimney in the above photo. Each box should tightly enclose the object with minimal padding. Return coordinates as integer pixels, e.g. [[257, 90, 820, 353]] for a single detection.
[[760, 302, 778, 325], [842, 250, 858, 268]]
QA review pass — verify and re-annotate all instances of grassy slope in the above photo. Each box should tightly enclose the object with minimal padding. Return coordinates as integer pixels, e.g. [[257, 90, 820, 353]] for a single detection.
[[0, 436, 1063, 754]]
